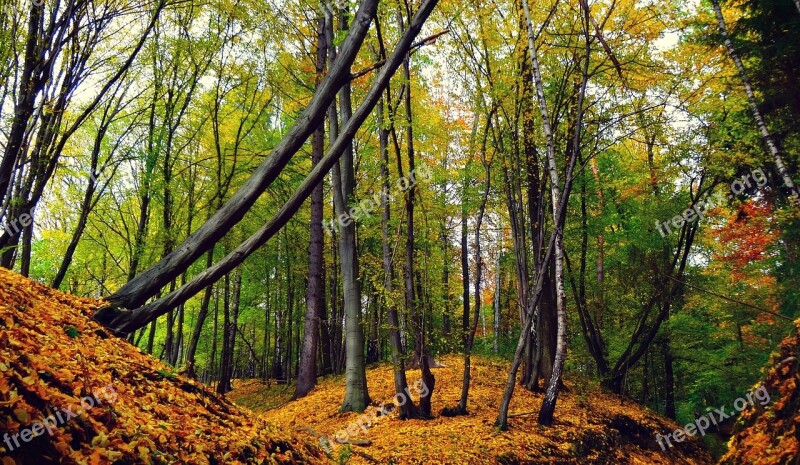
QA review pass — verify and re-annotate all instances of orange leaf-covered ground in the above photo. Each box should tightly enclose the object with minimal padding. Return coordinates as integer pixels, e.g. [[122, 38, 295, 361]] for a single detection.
[[721, 319, 800, 465], [0, 268, 326, 464], [231, 356, 714, 464]]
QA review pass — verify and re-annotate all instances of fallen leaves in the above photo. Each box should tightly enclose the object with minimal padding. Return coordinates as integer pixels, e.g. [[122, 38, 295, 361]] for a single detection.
[[0, 267, 326, 464], [232, 355, 713, 465], [721, 320, 800, 465]]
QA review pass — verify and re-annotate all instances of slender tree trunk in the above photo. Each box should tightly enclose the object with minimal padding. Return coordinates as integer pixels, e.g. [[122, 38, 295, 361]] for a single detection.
[[496, 0, 584, 427], [396, 19, 434, 417], [710, 0, 799, 201], [185, 249, 214, 378], [146, 319, 157, 355], [493, 231, 502, 354], [376, 56, 416, 416], [662, 329, 676, 419], [521, 0, 567, 426], [217, 273, 232, 393], [456, 155, 490, 414]]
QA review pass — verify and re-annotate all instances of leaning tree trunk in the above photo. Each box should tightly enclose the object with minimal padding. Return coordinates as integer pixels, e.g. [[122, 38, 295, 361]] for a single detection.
[[710, 0, 799, 201], [95, 0, 381, 313], [93, 0, 440, 337], [92, 0, 441, 338]]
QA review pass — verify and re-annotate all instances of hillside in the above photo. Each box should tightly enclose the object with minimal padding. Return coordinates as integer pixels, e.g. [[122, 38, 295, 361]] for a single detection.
[[231, 356, 713, 464], [721, 320, 800, 464], [0, 268, 325, 464]]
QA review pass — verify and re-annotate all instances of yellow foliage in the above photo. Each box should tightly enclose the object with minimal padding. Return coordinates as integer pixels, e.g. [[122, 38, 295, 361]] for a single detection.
[[0, 268, 325, 464]]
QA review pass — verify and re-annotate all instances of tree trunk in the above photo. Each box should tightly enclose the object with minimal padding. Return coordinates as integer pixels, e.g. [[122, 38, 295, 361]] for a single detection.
[[329, 4, 370, 413], [375, 31, 417, 414], [493, 231, 502, 354], [710, 0, 799, 201], [185, 249, 215, 378], [456, 152, 490, 414], [662, 335, 676, 419], [295, 12, 328, 400]]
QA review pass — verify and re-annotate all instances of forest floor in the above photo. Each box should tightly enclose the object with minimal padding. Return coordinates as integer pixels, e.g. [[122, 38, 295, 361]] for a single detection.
[[2, 265, 787, 465], [230, 356, 713, 464], [0, 267, 324, 464]]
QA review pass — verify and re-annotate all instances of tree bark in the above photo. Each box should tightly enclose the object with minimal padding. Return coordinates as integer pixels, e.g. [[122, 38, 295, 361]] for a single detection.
[[327, 4, 371, 413], [710, 0, 799, 201], [295, 12, 328, 400]]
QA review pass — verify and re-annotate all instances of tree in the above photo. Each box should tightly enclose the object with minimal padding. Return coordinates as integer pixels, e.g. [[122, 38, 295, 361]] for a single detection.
[[92, 0, 441, 335], [295, 11, 328, 400], [94, 0, 382, 315], [709, 0, 798, 201]]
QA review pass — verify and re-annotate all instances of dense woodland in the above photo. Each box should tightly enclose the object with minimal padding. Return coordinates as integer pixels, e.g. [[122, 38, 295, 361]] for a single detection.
[[1, 0, 799, 457]]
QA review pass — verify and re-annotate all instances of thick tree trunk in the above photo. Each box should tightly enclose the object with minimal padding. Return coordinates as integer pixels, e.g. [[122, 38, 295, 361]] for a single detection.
[[496, 0, 584, 428], [295, 13, 328, 401], [328, 5, 371, 414]]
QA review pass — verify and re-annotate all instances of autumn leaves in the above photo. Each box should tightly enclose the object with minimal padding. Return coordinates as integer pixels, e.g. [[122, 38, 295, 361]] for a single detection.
[[2, 385, 118, 453]]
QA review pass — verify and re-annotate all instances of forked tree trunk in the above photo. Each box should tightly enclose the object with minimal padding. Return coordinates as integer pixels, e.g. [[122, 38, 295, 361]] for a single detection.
[[375, 24, 416, 414], [396, 17, 434, 417], [496, 0, 584, 429]]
